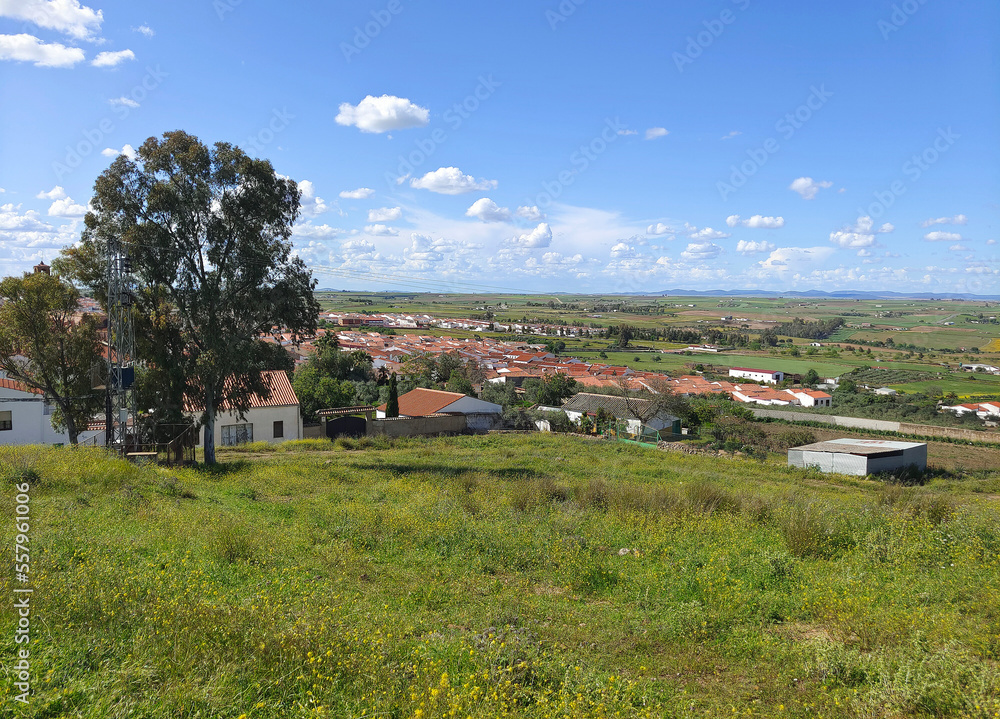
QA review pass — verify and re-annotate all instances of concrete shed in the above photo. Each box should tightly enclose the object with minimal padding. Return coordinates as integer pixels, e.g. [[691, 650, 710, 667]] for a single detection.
[[788, 438, 926, 476]]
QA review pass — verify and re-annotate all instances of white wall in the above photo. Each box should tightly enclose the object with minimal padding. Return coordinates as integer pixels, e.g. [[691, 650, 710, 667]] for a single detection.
[[194, 404, 302, 447], [0, 385, 101, 446]]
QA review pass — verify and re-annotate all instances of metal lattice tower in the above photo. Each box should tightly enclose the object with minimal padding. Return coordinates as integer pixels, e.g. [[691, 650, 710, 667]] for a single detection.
[[105, 238, 137, 451]]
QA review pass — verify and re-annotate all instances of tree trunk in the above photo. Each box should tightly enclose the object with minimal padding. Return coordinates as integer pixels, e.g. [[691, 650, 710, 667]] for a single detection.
[[64, 405, 79, 446], [203, 387, 216, 464]]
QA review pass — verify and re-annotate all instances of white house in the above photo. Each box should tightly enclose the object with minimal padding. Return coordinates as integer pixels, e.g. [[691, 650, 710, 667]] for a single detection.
[[0, 378, 103, 446], [941, 402, 1000, 419], [376, 388, 502, 430], [789, 439, 927, 476], [188, 370, 303, 447], [728, 367, 784, 384], [783, 388, 833, 407]]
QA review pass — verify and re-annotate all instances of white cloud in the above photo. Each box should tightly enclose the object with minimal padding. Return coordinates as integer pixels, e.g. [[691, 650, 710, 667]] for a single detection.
[[736, 240, 776, 255], [924, 231, 963, 242], [335, 94, 429, 133], [100, 144, 135, 159], [720, 130, 742, 140], [0, 33, 84, 67], [339, 187, 374, 200], [647, 222, 671, 236], [987, 239, 997, 246], [617, 129, 637, 136], [516, 205, 544, 222], [297, 180, 329, 217], [789, 177, 833, 200], [681, 241, 722, 261], [645, 127, 669, 140], [949, 244, 969, 252], [0, 0, 103, 41], [108, 96, 138, 108], [368, 206, 402, 222], [36, 185, 67, 200], [756, 246, 836, 274], [364, 224, 398, 236], [47, 196, 86, 218], [510, 223, 552, 248], [921, 214, 968, 227], [91, 49, 135, 67], [465, 198, 511, 223], [685, 224, 730, 241], [829, 216, 893, 249], [410, 167, 497, 195], [726, 214, 785, 229], [610, 242, 635, 258], [132, 24, 154, 37]]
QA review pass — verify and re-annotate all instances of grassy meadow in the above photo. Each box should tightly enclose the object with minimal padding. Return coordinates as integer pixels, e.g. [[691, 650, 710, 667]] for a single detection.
[[2, 435, 1000, 718]]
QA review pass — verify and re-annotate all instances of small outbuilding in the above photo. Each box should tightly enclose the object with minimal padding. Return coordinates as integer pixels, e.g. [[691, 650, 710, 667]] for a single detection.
[[788, 438, 926, 476]]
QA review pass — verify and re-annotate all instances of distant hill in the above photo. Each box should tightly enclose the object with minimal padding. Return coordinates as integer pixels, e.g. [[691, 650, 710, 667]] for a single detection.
[[650, 289, 1000, 301]]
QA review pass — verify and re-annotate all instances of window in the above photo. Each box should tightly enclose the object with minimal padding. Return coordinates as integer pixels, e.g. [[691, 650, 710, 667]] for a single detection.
[[221, 423, 253, 446], [273, 420, 284, 438], [0, 411, 11, 431]]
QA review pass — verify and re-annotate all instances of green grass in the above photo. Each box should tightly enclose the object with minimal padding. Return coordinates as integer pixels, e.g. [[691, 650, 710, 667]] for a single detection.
[[2, 436, 999, 717]]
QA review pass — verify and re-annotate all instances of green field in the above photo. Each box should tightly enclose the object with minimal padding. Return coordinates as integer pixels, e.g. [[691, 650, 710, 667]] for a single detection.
[[3, 437, 999, 717]]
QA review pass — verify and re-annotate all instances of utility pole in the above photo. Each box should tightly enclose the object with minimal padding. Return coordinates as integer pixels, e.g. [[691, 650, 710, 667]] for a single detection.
[[106, 238, 137, 453]]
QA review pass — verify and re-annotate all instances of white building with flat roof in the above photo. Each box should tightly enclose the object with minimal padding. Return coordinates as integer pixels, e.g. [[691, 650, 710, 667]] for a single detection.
[[788, 438, 926, 476], [728, 367, 784, 384]]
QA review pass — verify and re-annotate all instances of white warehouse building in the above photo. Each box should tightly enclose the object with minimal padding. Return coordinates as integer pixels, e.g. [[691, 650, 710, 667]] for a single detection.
[[728, 367, 785, 384], [788, 438, 927, 476]]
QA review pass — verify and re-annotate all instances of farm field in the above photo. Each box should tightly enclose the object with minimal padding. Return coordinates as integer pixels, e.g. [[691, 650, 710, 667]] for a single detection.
[[2, 436, 999, 717]]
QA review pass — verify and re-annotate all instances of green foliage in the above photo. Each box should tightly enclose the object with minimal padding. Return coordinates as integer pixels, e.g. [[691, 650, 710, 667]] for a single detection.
[[0, 271, 104, 444], [522, 374, 578, 406], [292, 366, 356, 423], [386, 372, 399, 418], [803, 368, 820, 386]]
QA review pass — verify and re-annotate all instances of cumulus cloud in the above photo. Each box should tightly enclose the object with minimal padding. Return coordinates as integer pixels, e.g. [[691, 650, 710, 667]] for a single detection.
[[410, 167, 497, 195], [36, 186, 67, 200], [297, 180, 329, 217], [0, 0, 103, 41], [685, 223, 730, 241], [339, 187, 374, 200], [756, 246, 836, 273], [924, 231, 963, 242], [367, 206, 401, 222], [726, 214, 785, 229], [0, 34, 85, 67], [335, 94, 429, 133], [720, 130, 742, 140], [464, 198, 511, 223], [987, 239, 997, 246], [647, 222, 671, 236], [100, 144, 136, 159], [510, 223, 552, 248], [609, 242, 635, 258], [516, 205, 544, 222], [132, 24, 154, 37], [789, 176, 833, 200], [736, 240, 776, 255], [645, 127, 669, 140], [364, 224, 398, 236], [680, 241, 722, 261], [91, 49, 135, 67], [47, 196, 87, 218], [921, 214, 968, 227], [829, 216, 893, 249], [948, 244, 969, 252]]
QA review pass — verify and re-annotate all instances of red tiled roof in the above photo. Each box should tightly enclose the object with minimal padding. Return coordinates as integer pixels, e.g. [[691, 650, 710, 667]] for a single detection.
[[376, 387, 466, 417], [184, 370, 298, 412], [0, 377, 42, 394]]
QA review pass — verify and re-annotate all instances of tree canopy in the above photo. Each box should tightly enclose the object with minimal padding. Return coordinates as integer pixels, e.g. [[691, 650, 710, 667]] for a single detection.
[[56, 131, 318, 462], [0, 271, 104, 444]]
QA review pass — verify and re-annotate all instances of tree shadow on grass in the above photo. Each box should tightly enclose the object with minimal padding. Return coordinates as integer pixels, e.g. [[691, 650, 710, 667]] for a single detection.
[[349, 462, 538, 481], [189, 460, 254, 477]]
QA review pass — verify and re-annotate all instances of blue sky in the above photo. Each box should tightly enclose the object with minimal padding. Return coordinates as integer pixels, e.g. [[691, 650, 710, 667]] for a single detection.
[[1, 0, 998, 294]]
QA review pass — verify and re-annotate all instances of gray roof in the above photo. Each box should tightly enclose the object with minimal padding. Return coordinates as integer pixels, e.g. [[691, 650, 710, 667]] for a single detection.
[[791, 438, 925, 457], [561, 392, 679, 422]]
